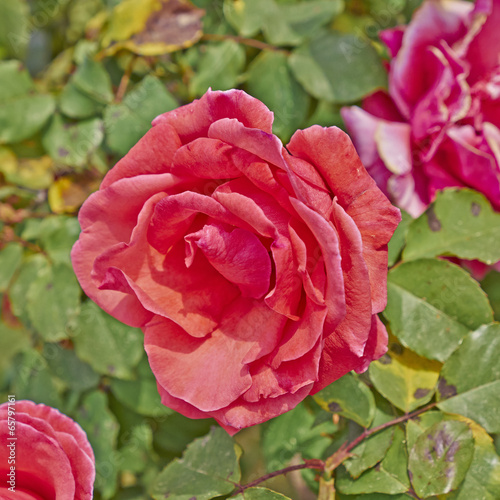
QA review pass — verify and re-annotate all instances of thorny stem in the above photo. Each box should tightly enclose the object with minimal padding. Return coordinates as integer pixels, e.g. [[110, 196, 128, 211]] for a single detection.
[[233, 401, 438, 495], [201, 33, 288, 53]]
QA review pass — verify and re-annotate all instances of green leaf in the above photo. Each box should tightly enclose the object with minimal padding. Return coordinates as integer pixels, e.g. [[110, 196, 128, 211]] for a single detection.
[[437, 324, 500, 433], [385, 258, 493, 361], [481, 270, 500, 321], [71, 301, 143, 379], [0, 242, 23, 292], [60, 57, 113, 119], [337, 427, 410, 495], [8, 253, 47, 320], [70, 57, 114, 104], [104, 75, 178, 156], [245, 51, 309, 142], [153, 412, 214, 460], [262, 401, 334, 472], [344, 423, 394, 479], [0, 61, 55, 144], [223, 0, 267, 37], [232, 487, 292, 499], [43, 343, 100, 393], [279, 1, 343, 38], [110, 355, 172, 417], [118, 424, 155, 474], [313, 372, 375, 428], [42, 114, 104, 168], [0, 319, 31, 377], [40, 216, 81, 266], [408, 420, 474, 497], [26, 263, 81, 342], [405, 411, 445, 452], [10, 349, 63, 408], [223, 0, 302, 46], [447, 420, 500, 500], [369, 340, 441, 413], [59, 81, 104, 119], [403, 189, 500, 264], [289, 31, 387, 104], [0, 0, 30, 59], [189, 40, 245, 97], [76, 391, 119, 499], [152, 426, 241, 500], [338, 494, 413, 500], [22, 216, 81, 266], [387, 210, 412, 267]]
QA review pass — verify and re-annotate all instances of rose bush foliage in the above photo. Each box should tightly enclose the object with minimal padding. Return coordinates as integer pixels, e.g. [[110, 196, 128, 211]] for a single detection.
[[72, 89, 400, 434], [342, 0, 500, 218], [0, 400, 95, 499]]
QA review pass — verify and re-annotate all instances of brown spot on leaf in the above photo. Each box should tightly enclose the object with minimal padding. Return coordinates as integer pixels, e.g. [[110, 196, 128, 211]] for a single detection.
[[414, 388, 430, 399], [446, 440, 460, 462], [134, 0, 204, 47], [378, 353, 392, 365], [58, 147, 69, 157], [328, 402, 342, 413], [389, 342, 403, 355], [438, 378, 457, 399], [426, 206, 442, 231], [471, 202, 481, 216]]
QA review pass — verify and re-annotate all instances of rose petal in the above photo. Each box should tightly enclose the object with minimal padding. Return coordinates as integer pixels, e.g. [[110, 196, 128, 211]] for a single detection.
[[101, 121, 182, 189], [329, 200, 373, 354], [289, 198, 346, 332], [466, 0, 500, 84], [145, 298, 286, 412], [185, 223, 272, 299], [170, 137, 242, 179], [287, 126, 401, 313], [213, 178, 302, 320], [72, 174, 180, 327], [153, 89, 274, 144], [380, 26, 405, 58], [388, 0, 472, 116]]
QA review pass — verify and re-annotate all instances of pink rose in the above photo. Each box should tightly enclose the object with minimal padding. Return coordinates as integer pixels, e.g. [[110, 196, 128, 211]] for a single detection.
[[72, 89, 400, 434], [341, 0, 500, 218], [0, 400, 95, 499]]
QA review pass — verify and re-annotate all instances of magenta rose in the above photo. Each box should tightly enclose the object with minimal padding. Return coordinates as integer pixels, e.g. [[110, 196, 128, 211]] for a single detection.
[[0, 400, 95, 499], [72, 89, 400, 434], [342, 0, 500, 218]]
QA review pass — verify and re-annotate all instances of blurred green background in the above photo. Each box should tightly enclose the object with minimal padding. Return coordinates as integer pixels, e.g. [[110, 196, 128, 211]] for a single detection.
[[11, 2, 500, 500]]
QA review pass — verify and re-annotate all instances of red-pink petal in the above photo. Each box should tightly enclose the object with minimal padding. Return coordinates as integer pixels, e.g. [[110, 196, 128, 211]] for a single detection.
[[72, 174, 179, 327], [144, 298, 286, 412], [170, 137, 242, 179], [153, 89, 274, 144], [389, 0, 472, 117], [287, 126, 401, 313], [185, 223, 272, 299], [101, 121, 182, 189]]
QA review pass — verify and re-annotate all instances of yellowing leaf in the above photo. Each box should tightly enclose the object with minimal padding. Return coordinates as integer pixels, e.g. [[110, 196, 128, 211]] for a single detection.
[[0, 146, 53, 189], [102, 0, 205, 56], [369, 338, 442, 413], [48, 175, 100, 214]]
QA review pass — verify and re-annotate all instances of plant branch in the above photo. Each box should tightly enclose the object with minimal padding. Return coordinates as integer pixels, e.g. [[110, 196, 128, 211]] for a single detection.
[[115, 55, 137, 103], [330, 401, 438, 468], [232, 460, 325, 494], [234, 401, 438, 493], [201, 33, 288, 53]]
